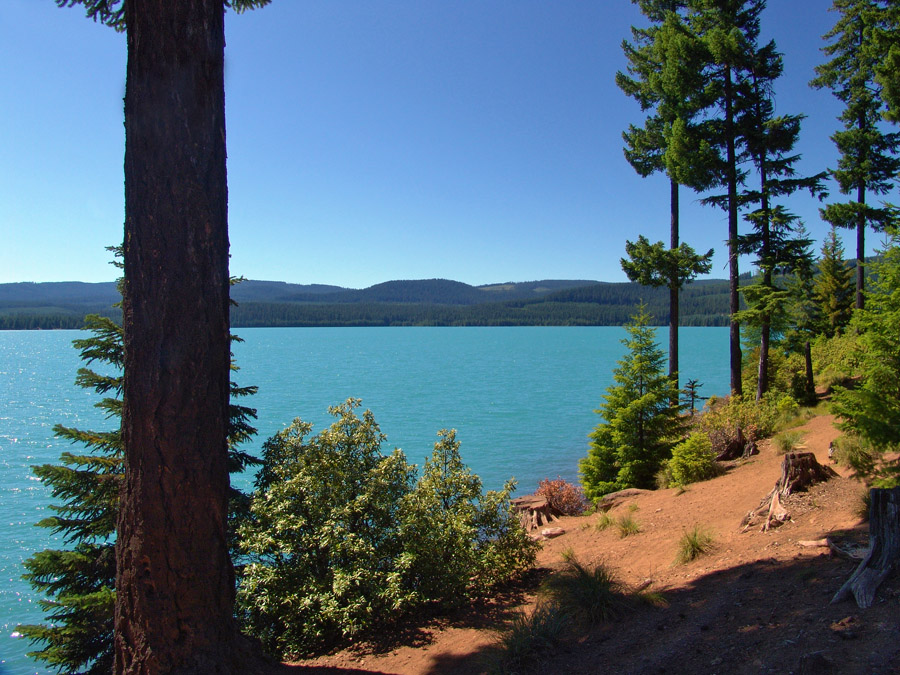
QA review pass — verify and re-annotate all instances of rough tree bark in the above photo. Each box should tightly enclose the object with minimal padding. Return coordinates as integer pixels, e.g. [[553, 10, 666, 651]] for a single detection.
[[833, 487, 900, 609], [116, 2, 266, 672]]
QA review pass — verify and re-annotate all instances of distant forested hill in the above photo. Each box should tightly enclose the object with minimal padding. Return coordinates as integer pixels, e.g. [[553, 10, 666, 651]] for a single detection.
[[0, 277, 732, 329]]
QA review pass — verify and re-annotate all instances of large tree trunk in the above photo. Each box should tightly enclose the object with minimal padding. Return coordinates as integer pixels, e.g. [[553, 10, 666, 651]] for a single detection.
[[725, 65, 742, 397], [856, 182, 866, 310], [116, 2, 261, 672], [669, 178, 679, 389], [833, 487, 900, 608]]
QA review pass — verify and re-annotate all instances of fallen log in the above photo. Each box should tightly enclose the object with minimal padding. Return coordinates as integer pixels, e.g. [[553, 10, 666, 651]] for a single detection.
[[832, 487, 900, 609]]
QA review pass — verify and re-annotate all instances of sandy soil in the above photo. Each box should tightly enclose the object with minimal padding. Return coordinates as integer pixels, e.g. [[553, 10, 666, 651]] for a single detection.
[[290, 413, 900, 674]]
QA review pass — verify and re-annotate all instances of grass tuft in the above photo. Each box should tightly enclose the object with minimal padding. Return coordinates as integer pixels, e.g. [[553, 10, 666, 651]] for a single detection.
[[675, 524, 715, 564], [773, 430, 806, 455], [616, 513, 641, 538], [595, 512, 614, 531], [540, 550, 630, 624], [492, 602, 568, 673]]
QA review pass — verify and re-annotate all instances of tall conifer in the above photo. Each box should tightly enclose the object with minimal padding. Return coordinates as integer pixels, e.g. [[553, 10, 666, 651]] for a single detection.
[[811, 0, 900, 309], [617, 0, 717, 387], [814, 227, 855, 335]]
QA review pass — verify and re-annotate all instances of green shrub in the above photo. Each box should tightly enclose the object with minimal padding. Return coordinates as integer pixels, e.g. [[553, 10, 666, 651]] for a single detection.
[[535, 477, 589, 516], [237, 401, 538, 657], [663, 433, 721, 487], [541, 551, 629, 624], [697, 395, 778, 459], [830, 434, 879, 475], [402, 429, 539, 603], [812, 331, 860, 391], [675, 525, 715, 564]]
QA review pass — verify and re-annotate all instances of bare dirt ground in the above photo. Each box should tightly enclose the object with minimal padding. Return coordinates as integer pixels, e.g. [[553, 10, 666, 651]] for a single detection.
[[291, 413, 900, 674]]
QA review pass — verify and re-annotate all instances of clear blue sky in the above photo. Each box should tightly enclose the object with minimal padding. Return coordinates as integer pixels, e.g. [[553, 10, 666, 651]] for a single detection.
[[0, 0, 876, 289]]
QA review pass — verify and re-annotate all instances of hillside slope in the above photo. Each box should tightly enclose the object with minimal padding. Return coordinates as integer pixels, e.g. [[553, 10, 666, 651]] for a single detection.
[[292, 414, 899, 674]]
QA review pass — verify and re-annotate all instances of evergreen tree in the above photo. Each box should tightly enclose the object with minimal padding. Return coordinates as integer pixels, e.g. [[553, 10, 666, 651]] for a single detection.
[[55, 2, 271, 671], [685, 0, 768, 397], [617, 0, 718, 386], [18, 285, 259, 674], [580, 304, 683, 500], [873, 2, 900, 122], [831, 230, 900, 485], [810, 0, 900, 309], [814, 227, 855, 335]]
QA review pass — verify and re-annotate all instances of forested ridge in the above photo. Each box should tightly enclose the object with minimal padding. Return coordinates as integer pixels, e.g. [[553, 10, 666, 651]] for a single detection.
[[0, 277, 736, 329]]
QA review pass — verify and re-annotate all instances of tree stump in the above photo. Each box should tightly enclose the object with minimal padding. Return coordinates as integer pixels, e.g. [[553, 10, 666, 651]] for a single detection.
[[832, 487, 900, 609], [511, 495, 563, 532], [741, 452, 838, 532], [776, 452, 838, 497]]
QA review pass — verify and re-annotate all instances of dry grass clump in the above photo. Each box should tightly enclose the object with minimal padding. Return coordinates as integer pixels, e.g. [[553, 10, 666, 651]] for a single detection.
[[675, 524, 715, 564]]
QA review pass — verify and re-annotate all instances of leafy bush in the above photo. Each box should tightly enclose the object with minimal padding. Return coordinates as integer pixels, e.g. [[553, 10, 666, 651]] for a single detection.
[[402, 429, 538, 603], [697, 395, 778, 459], [535, 477, 589, 516], [237, 401, 537, 658], [661, 433, 721, 487], [812, 331, 860, 391], [675, 525, 715, 564]]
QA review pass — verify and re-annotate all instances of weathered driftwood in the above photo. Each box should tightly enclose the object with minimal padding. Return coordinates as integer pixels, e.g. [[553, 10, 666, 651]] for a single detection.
[[832, 487, 900, 609], [741, 452, 838, 532], [511, 495, 563, 532]]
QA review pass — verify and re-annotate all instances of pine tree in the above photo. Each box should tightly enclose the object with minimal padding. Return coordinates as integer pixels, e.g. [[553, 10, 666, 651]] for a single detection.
[[814, 227, 855, 335], [18, 284, 259, 674], [685, 0, 769, 397], [831, 230, 900, 485], [580, 304, 683, 500], [811, 0, 900, 309], [617, 1, 718, 386], [54, 2, 270, 671]]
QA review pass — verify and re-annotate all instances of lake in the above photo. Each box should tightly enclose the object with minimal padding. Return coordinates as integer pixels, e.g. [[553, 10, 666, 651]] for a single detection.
[[0, 326, 729, 674]]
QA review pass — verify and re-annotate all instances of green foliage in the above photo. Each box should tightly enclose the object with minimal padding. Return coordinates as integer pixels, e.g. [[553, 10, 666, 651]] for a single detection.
[[237, 401, 416, 656], [402, 430, 538, 604], [814, 228, 855, 336], [675, 525, 715, 564], [594, 512, 615, 531], [662, 432, 721, 487], [237, 403, 537, 658], [540, 551, 629, 624], [580, 305, 683, 500], [811, 331, 861, 390], [832, 234, 900, 467], [621, 236, 714, 292], [697, 395, 778, 459], [19, 276, 259, 673], [535, 477, 589, 516], [811, 0, 900, 302]]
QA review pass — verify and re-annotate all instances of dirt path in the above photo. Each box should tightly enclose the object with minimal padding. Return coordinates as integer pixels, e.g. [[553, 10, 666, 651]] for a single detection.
[[293, 414, 900, 674]]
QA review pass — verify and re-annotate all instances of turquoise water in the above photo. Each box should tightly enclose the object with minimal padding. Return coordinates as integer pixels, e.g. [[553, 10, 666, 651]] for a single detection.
[[0, 326, 728, 674]]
